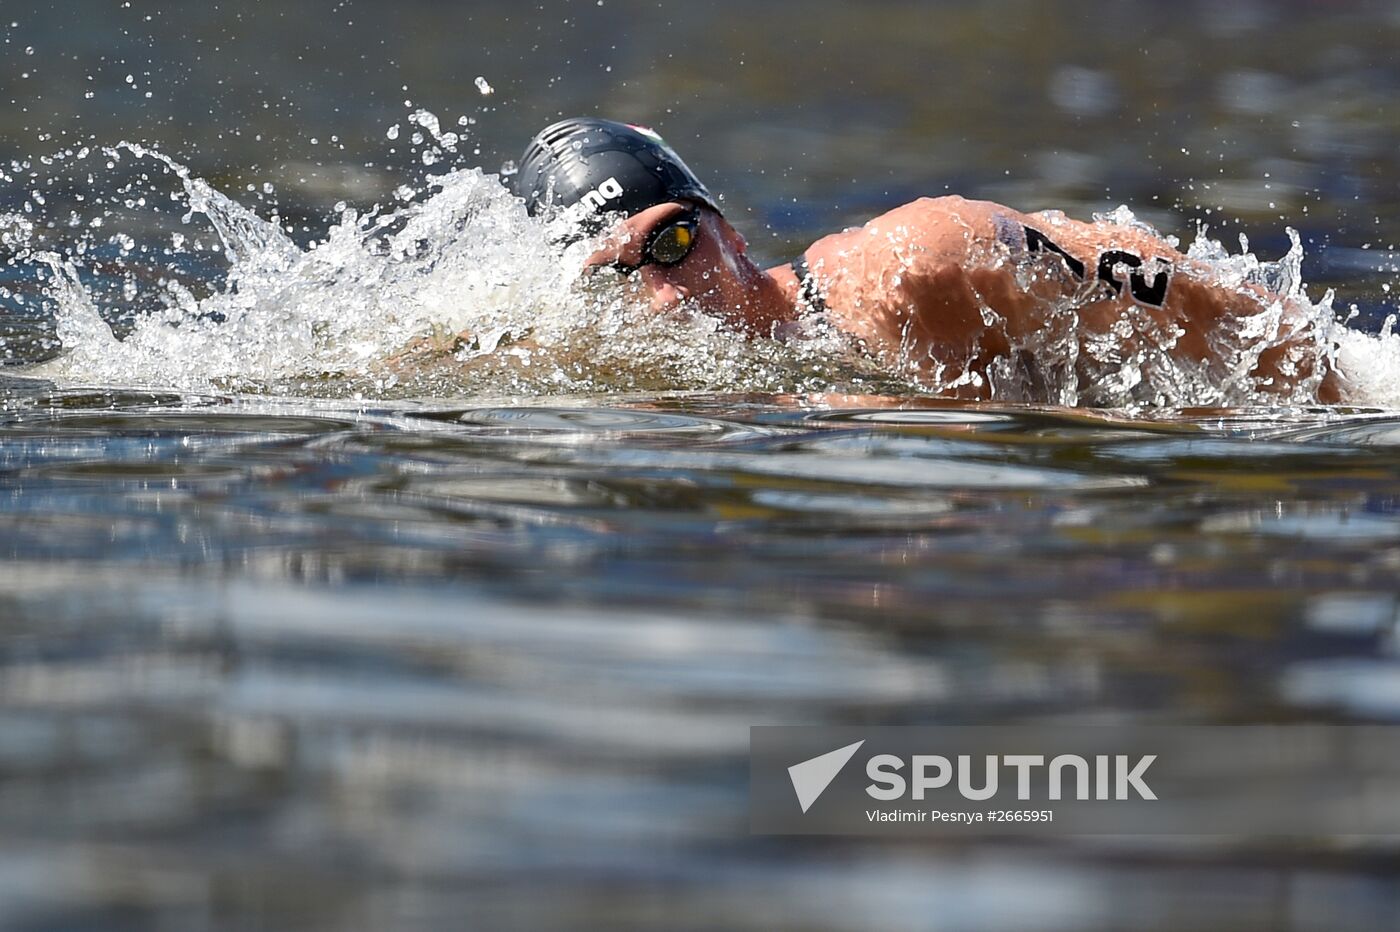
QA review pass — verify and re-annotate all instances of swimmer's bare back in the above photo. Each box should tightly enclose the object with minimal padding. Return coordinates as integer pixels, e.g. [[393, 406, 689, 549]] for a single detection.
[[778, 196, 1342, 402]]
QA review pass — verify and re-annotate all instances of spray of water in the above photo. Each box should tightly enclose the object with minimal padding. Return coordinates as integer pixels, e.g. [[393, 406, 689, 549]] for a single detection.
[[2, 142, 1397, 406], [5, 142, 889, 398]]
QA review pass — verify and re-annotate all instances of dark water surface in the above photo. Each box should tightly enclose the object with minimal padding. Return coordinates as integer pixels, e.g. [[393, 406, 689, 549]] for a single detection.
[[5, 0, 1400, 296], [3, 379, 1400, 929], [5, 1, 1400, 929]]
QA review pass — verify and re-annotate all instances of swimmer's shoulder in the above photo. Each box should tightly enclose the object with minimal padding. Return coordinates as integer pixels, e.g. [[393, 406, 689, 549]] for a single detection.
[[798, 195, 1026, 282], [876, 195, 1013, 228], [809, 198, 1017, 260]]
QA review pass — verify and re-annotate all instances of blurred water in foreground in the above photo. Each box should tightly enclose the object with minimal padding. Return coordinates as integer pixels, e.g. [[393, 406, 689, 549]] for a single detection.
[[4, 1, 1400, 929], [3, 382, 1400, 929]]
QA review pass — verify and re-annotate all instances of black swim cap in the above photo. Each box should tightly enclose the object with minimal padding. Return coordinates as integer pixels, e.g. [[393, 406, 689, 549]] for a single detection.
[[511, 118, 720, 231]]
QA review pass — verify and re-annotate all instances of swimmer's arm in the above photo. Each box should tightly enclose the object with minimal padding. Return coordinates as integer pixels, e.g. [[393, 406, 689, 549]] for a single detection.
[[809, 196, 1342, 400], [998, 208, 1343, 400]]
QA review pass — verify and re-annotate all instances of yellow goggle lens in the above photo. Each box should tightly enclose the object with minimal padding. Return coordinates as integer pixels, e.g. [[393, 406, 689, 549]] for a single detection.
[[646, 217, 698, 266]]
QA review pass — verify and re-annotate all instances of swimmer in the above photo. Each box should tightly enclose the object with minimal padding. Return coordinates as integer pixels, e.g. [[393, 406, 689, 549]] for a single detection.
[[511, 117, 1345, 403]]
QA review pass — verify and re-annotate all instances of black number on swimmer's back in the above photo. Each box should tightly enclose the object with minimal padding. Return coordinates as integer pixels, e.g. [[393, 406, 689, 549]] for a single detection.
[[1096, 250, 1171, 306], [1024, 226, 1086, 279], [1024, 225, 1172, 308]]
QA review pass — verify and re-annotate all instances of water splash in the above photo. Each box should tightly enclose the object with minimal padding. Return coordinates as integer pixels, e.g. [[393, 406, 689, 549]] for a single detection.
[[16, 145, 555, 390], [948, 208, 1357, 407], [3, 147, 1398, 406], [4, 144, 881, 397]]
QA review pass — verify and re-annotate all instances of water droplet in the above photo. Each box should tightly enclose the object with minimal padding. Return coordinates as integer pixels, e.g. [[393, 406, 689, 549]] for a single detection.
[[386, 124, 399, 140], [474, 76, 494, 96]]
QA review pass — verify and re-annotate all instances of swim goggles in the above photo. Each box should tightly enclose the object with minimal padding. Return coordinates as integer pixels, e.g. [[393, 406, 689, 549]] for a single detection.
[[613, 208, 700, 275]]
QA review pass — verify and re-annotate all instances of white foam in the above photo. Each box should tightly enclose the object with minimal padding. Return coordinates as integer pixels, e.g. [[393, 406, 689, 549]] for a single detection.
[[25, 144, 577, 389], [15, 145, 873, 397], [1335, 316, 1400, 407], [7, 154, 1393, 407]]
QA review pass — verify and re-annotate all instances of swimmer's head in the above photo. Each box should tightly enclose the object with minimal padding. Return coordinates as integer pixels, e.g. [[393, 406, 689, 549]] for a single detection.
[[514, 118, 776, 324], [510, 118, 720, 233]]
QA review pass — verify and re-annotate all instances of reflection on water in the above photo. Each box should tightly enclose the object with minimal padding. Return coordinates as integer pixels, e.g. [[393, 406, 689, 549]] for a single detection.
[[5, 0, 1400, 927], [1, 380, 1399, 927]]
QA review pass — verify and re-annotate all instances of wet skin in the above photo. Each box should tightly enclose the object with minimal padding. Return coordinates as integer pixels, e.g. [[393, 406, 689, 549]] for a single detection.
[[589, 196, 1345, 402]]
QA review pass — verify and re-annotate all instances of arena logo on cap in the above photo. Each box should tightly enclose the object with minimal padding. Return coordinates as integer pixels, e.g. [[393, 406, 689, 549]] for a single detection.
[[580, 176, 625, 211]]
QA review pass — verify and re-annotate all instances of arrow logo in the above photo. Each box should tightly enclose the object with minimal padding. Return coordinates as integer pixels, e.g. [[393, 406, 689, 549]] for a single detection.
[[788, 740, 865, 813]]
